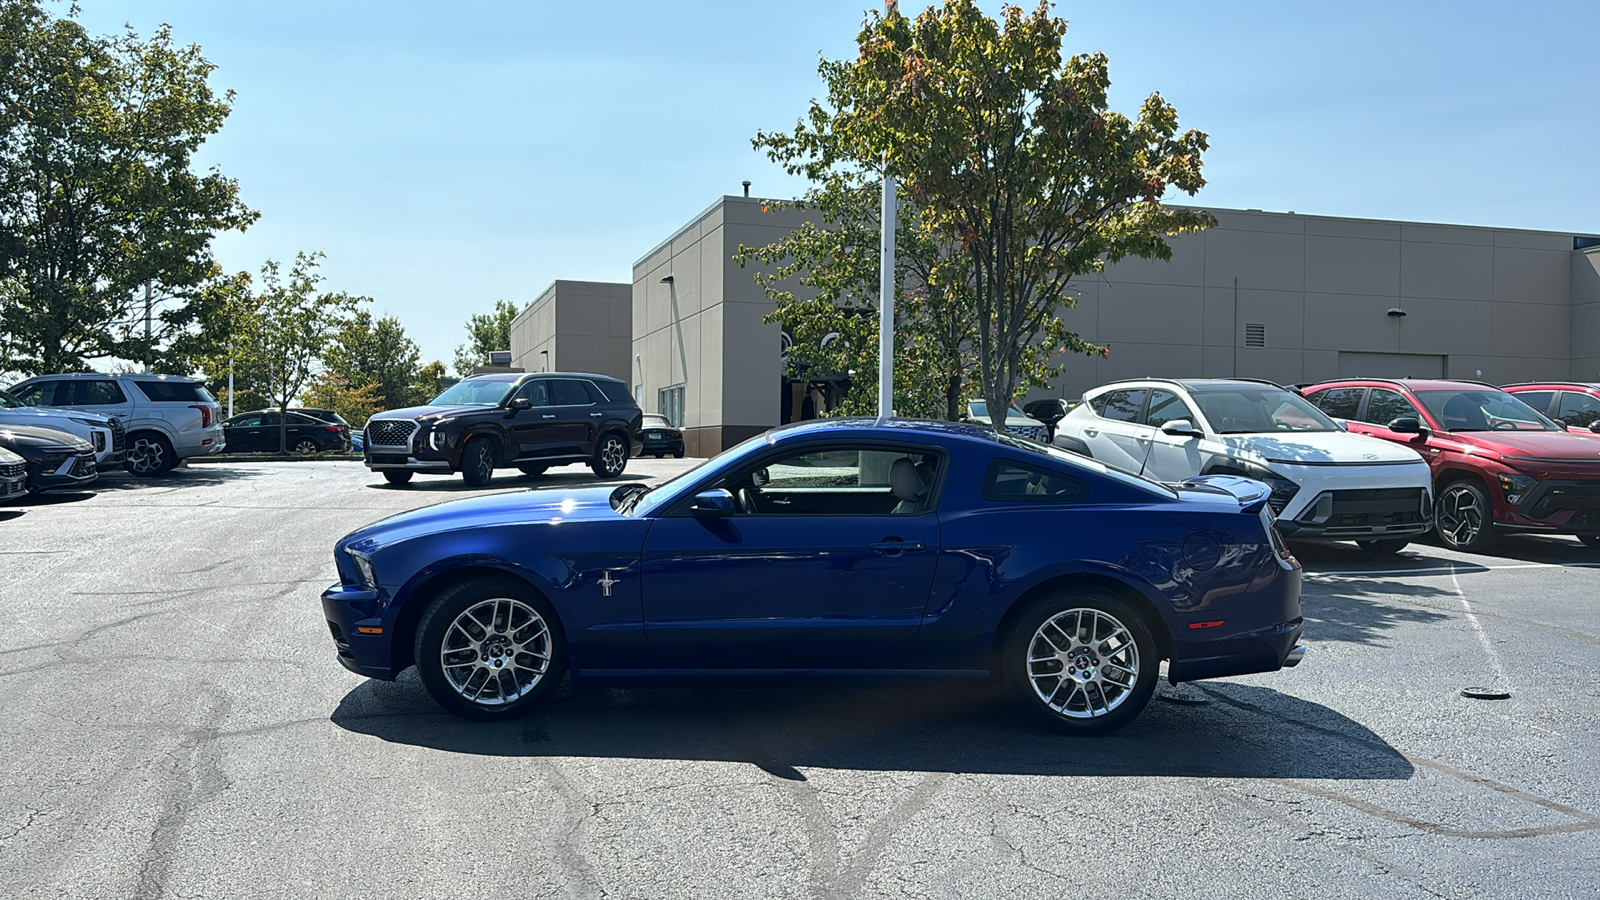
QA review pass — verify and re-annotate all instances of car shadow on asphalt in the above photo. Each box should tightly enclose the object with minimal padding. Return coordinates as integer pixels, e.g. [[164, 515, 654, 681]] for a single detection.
[[9, 490, 96, 506], [86, 466, 269, 494], [1296, 575, 1457, 645], [0, 509, 24, 521], [330, 675, 1413, 781]]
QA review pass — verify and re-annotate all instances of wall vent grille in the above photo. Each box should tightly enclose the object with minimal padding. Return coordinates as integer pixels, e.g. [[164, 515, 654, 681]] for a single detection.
[[1245, 323, 1266, 347]]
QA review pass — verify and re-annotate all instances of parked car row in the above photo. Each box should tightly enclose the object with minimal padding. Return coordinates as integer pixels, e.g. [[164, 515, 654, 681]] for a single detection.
[[1041, 376, 1600, 555]]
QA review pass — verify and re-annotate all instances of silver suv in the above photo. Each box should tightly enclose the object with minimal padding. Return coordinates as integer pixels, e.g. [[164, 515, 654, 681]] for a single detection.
[[7, 374, 225, 476]]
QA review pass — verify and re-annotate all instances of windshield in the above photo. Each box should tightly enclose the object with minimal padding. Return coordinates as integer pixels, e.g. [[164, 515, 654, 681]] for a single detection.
[[1415, 390, 1557, 432], [0, 389, 22, 409], [1190, 388, 1338, 434], [969, 400, 1025, 419], [626, 432, 774, 517], [430, 379, 515, 407]]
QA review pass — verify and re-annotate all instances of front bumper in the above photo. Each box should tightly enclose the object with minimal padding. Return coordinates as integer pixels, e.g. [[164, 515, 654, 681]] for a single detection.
[[364, 453, 453, 471], [1498, 479, 1600, 534], [0, 473, 26, 501], [321, 583, 399, 680], [28, 454, 98, 492]]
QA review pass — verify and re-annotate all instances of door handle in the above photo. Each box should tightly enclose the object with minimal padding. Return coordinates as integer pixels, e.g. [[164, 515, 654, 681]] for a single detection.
[[1083, 428, 1099, 437], [590, 412, 603, 417], [541, 414, 556, 419], [869, 540, 925, 554]]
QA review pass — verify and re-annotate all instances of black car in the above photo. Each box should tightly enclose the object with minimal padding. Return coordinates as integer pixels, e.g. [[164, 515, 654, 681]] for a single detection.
[[362, 372, 643, 487], [223, 410, 350, 454], [0, 424, 98, 493], [637, 413, 685, 458]]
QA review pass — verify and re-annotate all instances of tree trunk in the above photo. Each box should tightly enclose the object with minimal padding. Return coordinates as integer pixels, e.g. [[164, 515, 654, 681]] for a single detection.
[[945, 374, 961, 422]]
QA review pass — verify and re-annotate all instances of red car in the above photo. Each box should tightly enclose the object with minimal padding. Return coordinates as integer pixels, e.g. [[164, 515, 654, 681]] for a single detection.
[[1501, 383, 1600, 435], [1301, 379, 1600, 552]]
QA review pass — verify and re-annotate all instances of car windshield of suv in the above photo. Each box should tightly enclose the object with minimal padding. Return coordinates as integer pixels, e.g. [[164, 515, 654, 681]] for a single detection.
[[430, 379, 515, 407], [0, 389, 25, 409], [1415, 390, 1557, 432], [969, 401, 1026, 420], [1190, 387, 1338, 434]]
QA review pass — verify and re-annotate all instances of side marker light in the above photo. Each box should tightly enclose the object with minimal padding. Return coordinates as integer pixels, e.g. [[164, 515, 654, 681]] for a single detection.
[[356, 626, 383, 635], [1188, 620, 1225, 630]]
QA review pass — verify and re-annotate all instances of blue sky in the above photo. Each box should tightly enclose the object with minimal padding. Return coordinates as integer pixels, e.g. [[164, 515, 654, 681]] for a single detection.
[[71, 1, 1599, 370]]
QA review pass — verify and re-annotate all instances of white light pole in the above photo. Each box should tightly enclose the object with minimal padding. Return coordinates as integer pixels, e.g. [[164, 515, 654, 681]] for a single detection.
[[227, 341, 235, 419], [878, 164, 896, 418]]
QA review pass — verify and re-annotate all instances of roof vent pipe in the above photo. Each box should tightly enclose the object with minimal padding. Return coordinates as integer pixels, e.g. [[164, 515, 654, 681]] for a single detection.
[[742, 180, 751, 198]]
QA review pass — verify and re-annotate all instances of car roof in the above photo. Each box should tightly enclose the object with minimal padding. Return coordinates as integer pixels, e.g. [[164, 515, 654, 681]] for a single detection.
[[20, 372, 200, 382], [465, 371, 624, 385], [1502, 382, 1600, 390], [1089, 377, 1289, 393], [767, 417, 1005, 447], [1306, 378, 1500, 392]]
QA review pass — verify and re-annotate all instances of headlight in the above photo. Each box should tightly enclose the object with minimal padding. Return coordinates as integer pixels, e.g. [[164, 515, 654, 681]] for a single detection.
[[1497, 473, 1537, 505], [69, 417, 104, 428], [1241, 463, 1299, 514], [428, 430, 446, 450], [347, 549, 377, 588]]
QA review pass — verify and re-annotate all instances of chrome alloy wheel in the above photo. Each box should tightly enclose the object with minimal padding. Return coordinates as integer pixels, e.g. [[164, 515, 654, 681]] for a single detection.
[[599, 435, 626, 475], [1438, 483, 1485, 546], [439, 597, 552, 706], [126, 436, 167, 475], [1026, 607, 1140, 719]]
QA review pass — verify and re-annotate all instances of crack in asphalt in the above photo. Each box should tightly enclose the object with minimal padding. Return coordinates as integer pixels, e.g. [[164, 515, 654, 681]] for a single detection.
[[131, 692, 233, 900], [1, 806, 44, 843]]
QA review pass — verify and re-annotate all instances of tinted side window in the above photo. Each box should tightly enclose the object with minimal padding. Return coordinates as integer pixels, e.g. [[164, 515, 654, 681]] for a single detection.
[[229, 414, 263, 427], [552, 379, 592, 406], [259, 412, 282, 427], [1310, 387, 1364, 419], [1091, 389, 1146, 423], [1557, 392, 1600, 428], [10, 382, 60, 406], [1362, 389, 1417, 426], [1144, 390, 1193, 428], [591, 379, 631, 404], [1514, 391, 1555, 416], [132, 380, 204, 402], [982, 459, 1090, 502], [516, 380, 551, 406], [74, 380, 128, 405]]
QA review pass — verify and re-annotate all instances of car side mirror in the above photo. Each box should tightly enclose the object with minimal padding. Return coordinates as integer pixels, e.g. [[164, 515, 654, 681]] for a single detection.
[[1554, 421, 1569, 431], [506, 397, 532, 415], [1332, 419, 1349, 432], [1387, 416, 1430, 440], [1022, 398, 1069, 426], [690, 489, 736, 517], [1591, 423, 1600, 435], [1160, 419, 1202, 438]]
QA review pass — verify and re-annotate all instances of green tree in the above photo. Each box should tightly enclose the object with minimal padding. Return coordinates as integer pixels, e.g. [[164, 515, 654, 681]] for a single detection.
[[300, 371, 384, 429], [756, 0, 1213, 430], [413, 360, 449, 403], [324, 311, 423, 409], [233, 253, 364, 451], [452, 299, 521, 376], [0, 1, 256, 375]]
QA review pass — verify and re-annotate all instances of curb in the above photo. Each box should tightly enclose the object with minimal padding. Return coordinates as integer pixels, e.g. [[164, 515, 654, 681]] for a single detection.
[[184, 454, 364, 464]]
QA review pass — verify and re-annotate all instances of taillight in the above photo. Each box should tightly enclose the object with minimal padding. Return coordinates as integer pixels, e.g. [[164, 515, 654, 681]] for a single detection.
[[1260, 507, 1299, 568], [189, 404, 212, 428], [324, 425, 341, 433]]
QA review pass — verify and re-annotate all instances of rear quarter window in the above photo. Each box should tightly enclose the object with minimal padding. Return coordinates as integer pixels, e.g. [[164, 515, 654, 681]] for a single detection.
[[982, 459, 1090, 503], [131, 380, 212, 403], [591, 379, 632, 404]]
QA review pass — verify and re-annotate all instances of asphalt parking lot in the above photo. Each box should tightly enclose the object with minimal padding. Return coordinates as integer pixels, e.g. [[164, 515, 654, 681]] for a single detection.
[[3, 461, 1598, 899]]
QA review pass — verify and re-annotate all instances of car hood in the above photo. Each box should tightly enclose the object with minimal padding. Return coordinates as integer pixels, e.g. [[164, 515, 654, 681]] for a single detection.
[[369, 404, 491, 423], [0, 406, 111, 427], [1453, 429, 1600, 460], [0, 424, 95, 453], [342, 485, 627, 551], [1221, 431, 1423, 466]]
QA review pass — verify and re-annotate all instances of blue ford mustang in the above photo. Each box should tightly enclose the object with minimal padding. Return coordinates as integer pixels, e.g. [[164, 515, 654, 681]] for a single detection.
[[323, 419, 1305, 735]]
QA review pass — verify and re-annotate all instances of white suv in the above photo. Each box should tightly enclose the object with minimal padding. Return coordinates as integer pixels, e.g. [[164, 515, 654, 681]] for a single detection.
[[1055, 378, 1433, 553], [7, 374, 224, 476]]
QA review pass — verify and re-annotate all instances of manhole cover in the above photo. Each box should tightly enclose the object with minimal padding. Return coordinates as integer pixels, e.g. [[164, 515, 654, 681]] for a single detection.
[[1461, 686, 1511, 700]]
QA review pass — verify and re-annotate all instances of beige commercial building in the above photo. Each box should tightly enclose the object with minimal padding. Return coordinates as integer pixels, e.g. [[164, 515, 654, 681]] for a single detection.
[[507, 280, 632, 381], [515, 196, 1600, 456]]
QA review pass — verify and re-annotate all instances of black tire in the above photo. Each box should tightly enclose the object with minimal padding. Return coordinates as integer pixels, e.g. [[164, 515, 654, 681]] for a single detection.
[[1356, 539, 1409, 555], [383, 470, 413, 486], [1579, 535, 1600, 549], [1004, 589, 1159, 736], [517, 464, 547, 477], [292, 437, 320, 455], [461, 436, 496, 487], [1435, 479, 1498, 552], [414, 576, 566, 721], [672, 450, 685, 459], [124, 431, 175, 477], [590, 432, 628, 478]]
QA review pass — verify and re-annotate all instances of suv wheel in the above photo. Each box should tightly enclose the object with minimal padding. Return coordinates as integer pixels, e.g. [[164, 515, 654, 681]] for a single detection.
[[383, 471, 413, 486], [461, 437, 496, 487], [125, 432, 174, 477], [1436, 480, 1497, 552], [591, 432, 628, 478], [1004, 589, 1157, 736]]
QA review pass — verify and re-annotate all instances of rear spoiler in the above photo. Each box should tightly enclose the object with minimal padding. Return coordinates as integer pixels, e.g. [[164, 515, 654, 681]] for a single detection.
[[1179, 474, 1272, 514]]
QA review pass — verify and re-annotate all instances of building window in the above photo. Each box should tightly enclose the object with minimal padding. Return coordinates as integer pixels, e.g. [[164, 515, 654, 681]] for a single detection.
[[659, 385, 685, 427]]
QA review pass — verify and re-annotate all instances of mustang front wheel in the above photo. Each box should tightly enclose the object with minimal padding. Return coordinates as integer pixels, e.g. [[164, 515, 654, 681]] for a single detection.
[[1006, 590, 1157, 736], [415, 578, 565, 720]]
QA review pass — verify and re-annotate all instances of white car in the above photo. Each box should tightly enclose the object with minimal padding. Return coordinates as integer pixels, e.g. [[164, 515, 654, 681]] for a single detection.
[[7, 373, 224, 476], [0, 387, 124, 468], [1054, 378, 1433, 553], [965, 400, 1051, 441]]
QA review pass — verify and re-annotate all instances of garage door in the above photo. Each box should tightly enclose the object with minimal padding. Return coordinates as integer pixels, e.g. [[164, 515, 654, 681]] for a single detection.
[[1337, 352, 1446, 379]]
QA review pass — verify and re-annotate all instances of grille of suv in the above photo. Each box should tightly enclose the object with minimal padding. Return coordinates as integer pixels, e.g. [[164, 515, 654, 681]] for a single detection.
[[1006, 425, 1049, 442], [0, 461, 22, 478], [366, 420, 417, 447], [110, 419, 125, 453]]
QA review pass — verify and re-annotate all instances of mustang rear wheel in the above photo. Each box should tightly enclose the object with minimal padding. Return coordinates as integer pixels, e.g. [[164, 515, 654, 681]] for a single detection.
[[1436, 480, 1497, 552], [591, 432, 628, 478], [415, 578, 565, 720], [1006, 590, 1157, 736]]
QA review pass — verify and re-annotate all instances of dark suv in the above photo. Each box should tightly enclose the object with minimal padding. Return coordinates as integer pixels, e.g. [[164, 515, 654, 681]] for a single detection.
[[1302, 378, 1600, 551], [362, 372, 642, 487]]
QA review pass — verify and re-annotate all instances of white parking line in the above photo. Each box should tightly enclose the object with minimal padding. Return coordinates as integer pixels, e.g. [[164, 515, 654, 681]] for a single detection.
[[1306, 562, 1600, 578], [1450, 568, 1512, 691]]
